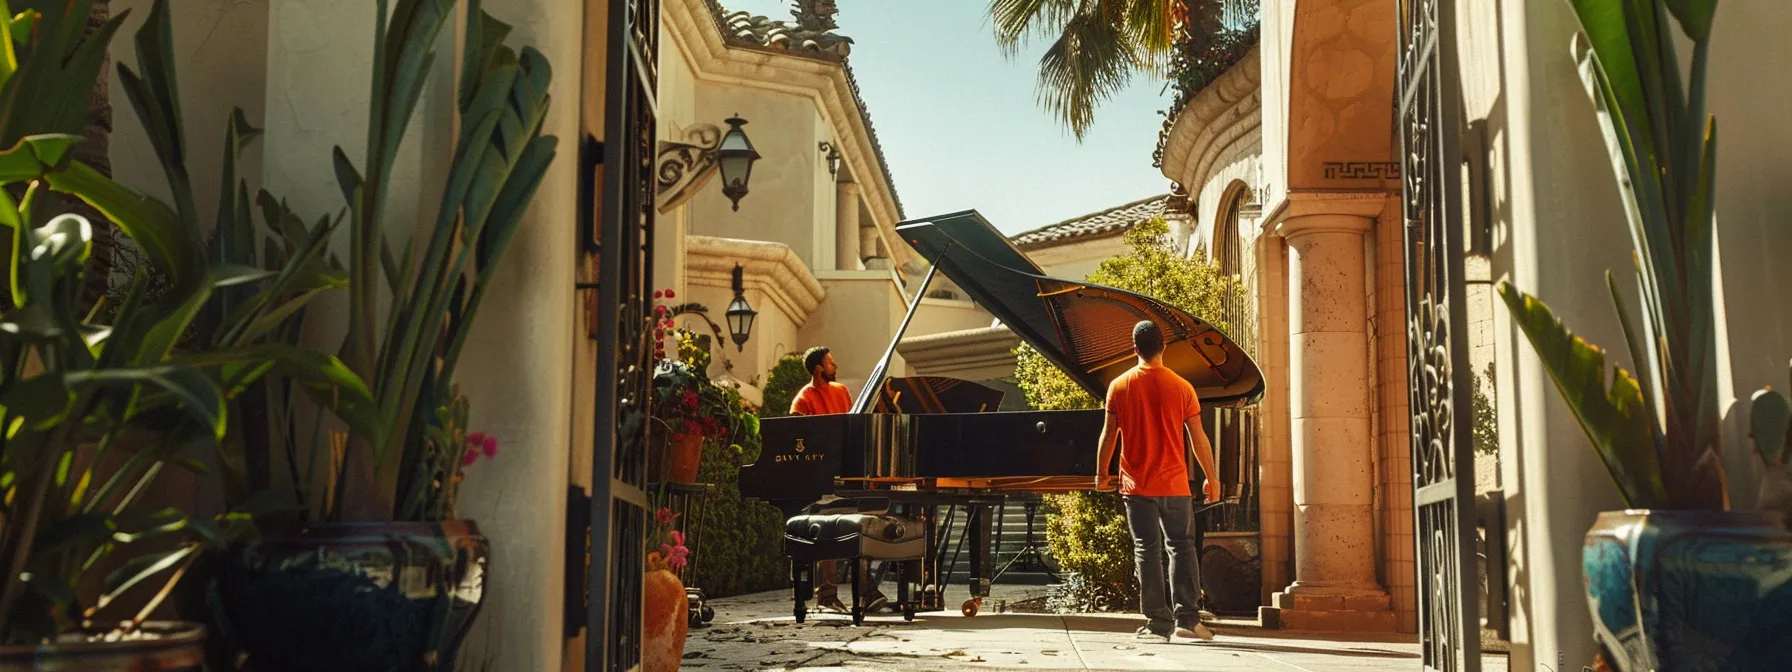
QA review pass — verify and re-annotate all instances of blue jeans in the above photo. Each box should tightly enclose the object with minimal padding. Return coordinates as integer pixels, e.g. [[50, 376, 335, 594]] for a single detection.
[[1123, 495, 1203, 635]]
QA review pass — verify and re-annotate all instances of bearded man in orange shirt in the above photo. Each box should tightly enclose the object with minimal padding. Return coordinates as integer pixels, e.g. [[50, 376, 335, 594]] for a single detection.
[[1095, 320, 1219, 642], [789, 346, 894, 614]]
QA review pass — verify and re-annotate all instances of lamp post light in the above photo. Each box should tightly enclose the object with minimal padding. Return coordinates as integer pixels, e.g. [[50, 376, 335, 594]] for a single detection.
[[725, 265, 757, 351], [716, 116, 761, 211]]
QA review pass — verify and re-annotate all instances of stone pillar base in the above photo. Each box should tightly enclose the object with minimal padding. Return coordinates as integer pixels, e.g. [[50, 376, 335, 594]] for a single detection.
[[1258, 590, 1398, 633]]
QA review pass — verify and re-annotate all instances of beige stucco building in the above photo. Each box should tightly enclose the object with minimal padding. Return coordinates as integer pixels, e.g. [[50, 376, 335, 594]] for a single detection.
[[652, 0, 930, 406]]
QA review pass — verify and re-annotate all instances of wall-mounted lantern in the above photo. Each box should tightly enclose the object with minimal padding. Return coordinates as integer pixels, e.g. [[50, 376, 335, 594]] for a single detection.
[[716, 116, 761, 211], [725, 265, 757, 351], [654, 114, 761, 213]]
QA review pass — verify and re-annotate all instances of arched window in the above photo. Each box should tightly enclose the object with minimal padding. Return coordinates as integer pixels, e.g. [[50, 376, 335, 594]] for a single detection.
[[1213, 182, 1251, 279]]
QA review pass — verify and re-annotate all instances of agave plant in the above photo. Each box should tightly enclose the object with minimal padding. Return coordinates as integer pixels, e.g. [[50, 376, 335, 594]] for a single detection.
[[290, 0, 556, 521], [1496, 0, 1725, 510]]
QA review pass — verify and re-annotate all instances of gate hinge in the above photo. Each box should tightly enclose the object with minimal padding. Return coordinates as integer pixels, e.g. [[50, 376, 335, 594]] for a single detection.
[[564, 484, 592, 639]]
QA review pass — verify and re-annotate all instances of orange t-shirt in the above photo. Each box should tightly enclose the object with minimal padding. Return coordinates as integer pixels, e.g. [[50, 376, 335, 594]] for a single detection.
[[1105, 362, 1200, 497], [791, 381, 852, 416]]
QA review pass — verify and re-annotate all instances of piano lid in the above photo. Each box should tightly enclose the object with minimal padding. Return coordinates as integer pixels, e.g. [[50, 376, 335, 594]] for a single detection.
[[896, 210, 1264, 407]]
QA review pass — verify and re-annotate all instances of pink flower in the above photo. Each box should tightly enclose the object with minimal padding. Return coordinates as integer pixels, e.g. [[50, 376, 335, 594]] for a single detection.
[[481, 434, 498, 457], [664, 289, 676, 299], [670, 530, 685, 547], [656, 508, 678, 525], [462, 447, 478, 466], [667, 543, 689, 572], [653, 290, 664, 299]]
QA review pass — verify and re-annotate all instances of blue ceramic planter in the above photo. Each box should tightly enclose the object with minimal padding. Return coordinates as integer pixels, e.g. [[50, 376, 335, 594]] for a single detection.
[[1584, 510, 1792, 671]]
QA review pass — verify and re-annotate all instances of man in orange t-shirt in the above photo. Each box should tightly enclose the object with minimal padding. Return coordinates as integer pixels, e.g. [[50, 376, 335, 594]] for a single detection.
[[791, 346, 852, 416], [790, 346, 892, 614], [1095, 320, 1219, 642]]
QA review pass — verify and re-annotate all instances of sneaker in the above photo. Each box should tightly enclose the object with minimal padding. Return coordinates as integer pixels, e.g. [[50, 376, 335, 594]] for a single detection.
[[1134, 626, 1171, 643], [1174, 623, 1216, 641], [816, 596, 849, 613]]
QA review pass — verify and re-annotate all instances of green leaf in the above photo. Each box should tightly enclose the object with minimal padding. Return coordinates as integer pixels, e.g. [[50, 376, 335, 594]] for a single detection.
[[1498, 281, 1668, 508], [32, 512, 114, 555], [100, 544, 197, 602], [0, 133, 80, 182], [47, 160, 202, 291], [214, 263, 276, 288], [1, 372, 70, 427], [1752, 387, 1790, 466], [69, 367, 226, 440], [110, 507, 189, 543], [1663, 0, 1717, 41]]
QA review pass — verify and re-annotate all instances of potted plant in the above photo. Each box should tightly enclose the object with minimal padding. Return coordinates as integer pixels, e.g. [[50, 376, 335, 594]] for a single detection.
[[643, 507, 691, 672], [74, 0, 563, 668], [648, 297, 755, 485], [0, 2, 371, 666], [1498, 1, 1792, 669]]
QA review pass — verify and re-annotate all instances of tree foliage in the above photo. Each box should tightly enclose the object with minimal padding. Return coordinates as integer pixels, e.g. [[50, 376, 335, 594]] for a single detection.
[[1015, 217, 1242, 411], [1022, 216, 1241, 611], [989, 0, 1227, 140]]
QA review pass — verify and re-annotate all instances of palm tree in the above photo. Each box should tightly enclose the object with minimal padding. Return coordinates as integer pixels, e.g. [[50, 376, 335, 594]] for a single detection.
[[989, 0, 1222, 140]]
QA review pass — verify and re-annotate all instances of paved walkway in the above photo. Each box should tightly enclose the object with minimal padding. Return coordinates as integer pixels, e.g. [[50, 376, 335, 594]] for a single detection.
[[684, 585, 1510, 671]]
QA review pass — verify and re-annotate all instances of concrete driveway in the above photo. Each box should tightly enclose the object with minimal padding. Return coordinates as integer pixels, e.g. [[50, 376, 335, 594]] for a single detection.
[[682, 586, 1511, 671]]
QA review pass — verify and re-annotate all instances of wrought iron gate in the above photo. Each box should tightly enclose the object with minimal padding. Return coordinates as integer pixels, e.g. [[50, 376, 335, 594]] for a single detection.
[[585, 0, 660, 668], [1396, 0, 1480, 670]]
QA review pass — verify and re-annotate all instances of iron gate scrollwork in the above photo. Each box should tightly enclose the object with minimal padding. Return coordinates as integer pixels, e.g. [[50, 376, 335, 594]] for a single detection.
[[1396, 0, 1481, 670], [586, 0, 660, 669]]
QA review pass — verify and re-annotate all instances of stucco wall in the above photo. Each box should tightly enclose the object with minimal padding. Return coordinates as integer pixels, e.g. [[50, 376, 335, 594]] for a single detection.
[[799, 275, 907, 399], [1494, 0, 1641, 668], [685, 85, 826, 267], [1708, 2, 1792, 512], [109, 0, 271, 229]]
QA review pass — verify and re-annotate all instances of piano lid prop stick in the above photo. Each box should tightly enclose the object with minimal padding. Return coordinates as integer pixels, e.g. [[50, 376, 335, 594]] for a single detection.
[[850, 261, 944, 414]]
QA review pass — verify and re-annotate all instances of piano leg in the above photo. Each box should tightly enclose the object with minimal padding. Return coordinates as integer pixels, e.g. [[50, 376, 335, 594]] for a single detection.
[[791, 560, 811, 623], [965, 503, 994, 617], [850, 558, 865, 626]]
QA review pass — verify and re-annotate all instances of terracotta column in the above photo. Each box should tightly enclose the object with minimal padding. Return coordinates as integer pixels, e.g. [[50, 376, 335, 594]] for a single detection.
[[836, 181, 862, 270], [1268, 213, 1396, 632]]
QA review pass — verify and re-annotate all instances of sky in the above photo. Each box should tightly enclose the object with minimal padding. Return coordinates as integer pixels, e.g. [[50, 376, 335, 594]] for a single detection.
[[720, 0, 1175, 235]]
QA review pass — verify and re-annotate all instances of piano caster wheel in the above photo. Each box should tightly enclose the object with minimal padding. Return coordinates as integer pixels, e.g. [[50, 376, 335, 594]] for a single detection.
[[794, 605, 807, 623], [961, 599, 980, 617], [902, 605, 916, 622], [851, 606, 865, 626]]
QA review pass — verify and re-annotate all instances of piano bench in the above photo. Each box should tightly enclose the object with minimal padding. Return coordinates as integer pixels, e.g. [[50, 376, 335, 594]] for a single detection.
[[784, 512, 926, 625], [783, 512, 925, 562]]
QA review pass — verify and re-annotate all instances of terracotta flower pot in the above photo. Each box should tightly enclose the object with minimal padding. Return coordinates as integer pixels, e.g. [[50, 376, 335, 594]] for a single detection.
[[212, 520, 489, 672], [644, 563, 690, 672], [667, 433, 703, 484], [0, 621, 205, 671]]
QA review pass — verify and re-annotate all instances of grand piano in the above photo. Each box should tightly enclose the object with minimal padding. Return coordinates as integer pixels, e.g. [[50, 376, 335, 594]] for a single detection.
[[740, 209, 1263, 621]]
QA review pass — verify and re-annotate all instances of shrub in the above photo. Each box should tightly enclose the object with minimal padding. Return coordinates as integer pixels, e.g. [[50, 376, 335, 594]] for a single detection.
[[759, 353, 809, 419], [1027, 217, 1241, 612], [1042, 491, 1136, 612]]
